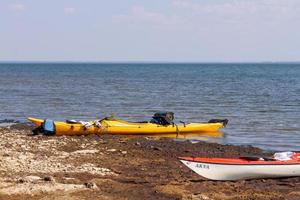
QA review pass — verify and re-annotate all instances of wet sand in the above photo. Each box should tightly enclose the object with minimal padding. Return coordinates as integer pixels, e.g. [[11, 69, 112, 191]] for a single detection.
[[0, 124, 299, 200]]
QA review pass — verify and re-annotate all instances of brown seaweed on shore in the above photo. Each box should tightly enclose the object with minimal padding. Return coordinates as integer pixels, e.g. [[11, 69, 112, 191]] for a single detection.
[[0, 124, 299, 200]]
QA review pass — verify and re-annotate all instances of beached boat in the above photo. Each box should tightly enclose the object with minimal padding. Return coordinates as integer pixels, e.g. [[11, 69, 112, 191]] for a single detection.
[[180, 152, 300, 180], [27, 112, 227, 136]]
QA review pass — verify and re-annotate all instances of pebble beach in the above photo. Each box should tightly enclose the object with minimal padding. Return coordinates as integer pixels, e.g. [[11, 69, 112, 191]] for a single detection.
[[0, 124, 299, 200]]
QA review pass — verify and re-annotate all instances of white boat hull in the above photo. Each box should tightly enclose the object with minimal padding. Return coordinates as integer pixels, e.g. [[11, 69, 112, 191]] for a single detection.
[[180, 160, 300, 180]]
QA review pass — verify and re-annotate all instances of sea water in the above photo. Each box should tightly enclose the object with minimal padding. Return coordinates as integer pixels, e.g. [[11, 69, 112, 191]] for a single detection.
[[0, 63, 299, 151]]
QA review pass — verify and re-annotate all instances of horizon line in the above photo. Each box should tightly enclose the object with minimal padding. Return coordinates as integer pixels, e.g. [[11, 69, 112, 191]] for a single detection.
[[1, 60, 300, 64]]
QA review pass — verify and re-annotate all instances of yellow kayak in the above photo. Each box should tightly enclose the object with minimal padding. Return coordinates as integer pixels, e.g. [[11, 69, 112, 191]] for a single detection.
[[27, 117, 227, 136]]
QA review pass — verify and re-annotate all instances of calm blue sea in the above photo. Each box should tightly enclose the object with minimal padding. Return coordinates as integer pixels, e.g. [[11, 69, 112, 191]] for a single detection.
[[0, 63, 299, 151]]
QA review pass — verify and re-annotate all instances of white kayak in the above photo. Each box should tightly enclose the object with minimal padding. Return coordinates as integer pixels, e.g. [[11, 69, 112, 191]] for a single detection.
[[180, 152, 300, 180]]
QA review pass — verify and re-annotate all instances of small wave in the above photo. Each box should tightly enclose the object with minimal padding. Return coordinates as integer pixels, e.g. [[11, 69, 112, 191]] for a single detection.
[[0, 119, 20, 124], [0, 119, 20, 127], [248, 109, 283, 113]]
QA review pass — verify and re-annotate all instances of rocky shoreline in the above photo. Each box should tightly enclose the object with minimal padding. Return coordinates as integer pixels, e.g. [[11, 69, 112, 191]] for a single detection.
[[0, 124, 299, 200]]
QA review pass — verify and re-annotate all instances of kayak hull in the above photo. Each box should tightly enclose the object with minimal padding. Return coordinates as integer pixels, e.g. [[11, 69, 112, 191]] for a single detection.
[[180, 155, 300, 180], [28, 117, 225, 136], [101, 119, 224, 134], [28, 117, 103, 136]]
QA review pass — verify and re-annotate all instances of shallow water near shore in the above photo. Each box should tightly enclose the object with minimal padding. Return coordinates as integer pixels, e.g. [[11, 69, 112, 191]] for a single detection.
[[0, 63, 299, 151]]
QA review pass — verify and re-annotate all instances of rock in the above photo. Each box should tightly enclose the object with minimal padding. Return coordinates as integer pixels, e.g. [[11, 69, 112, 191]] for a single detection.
[[184, 194, 211, 200], [195, 194, 210, 200], [19, 176, 42, 183], [84, 182, 98, 189], [151, 146, 162, 151], [71, 149, 99, 154], [135, 142, 141, 146], [43, 176, 55, 182], [99, 140, 107, 144], [107, 149, 117, 152], [121, 151, 127, 154], [17, 179, 25, 183]]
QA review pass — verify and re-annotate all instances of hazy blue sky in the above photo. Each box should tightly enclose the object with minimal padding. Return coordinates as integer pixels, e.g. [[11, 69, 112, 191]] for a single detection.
[[1, 0, 300, 62]]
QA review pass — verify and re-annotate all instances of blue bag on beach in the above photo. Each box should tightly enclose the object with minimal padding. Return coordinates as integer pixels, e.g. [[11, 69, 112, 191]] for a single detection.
[[43, 119, 55, 135]]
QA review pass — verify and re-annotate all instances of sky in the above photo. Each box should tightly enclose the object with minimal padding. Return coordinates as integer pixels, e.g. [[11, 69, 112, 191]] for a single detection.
[[1, 0, 300, 62]]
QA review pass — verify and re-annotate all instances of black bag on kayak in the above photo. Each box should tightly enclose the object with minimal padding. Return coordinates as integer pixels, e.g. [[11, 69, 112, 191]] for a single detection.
[[150, 112, 174, 125], [208, 119, 228, 126]]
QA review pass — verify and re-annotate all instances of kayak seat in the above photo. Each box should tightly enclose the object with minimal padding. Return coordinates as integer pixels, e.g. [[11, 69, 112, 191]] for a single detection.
[[263, 157, 276, 161], [240, 156, 261, 161], [240, 156, 276, 161], [66, 119, 82, 124]]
